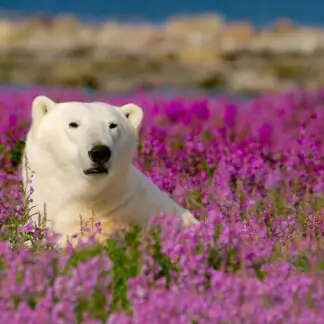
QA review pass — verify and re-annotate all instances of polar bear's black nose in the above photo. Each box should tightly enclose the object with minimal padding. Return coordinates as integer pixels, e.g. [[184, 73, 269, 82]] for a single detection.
[[88, 145, 111, 164]]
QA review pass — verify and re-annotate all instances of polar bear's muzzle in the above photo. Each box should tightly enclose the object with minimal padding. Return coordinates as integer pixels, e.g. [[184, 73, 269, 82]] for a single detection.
[[83, 144, 111, 176], [88, 145, 111, 164], [84, 166, 108, 175]]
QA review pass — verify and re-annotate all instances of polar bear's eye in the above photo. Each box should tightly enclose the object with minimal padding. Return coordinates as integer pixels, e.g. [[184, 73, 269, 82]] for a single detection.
[[109, 122, 118, 129], [69, 122, 79, 128]]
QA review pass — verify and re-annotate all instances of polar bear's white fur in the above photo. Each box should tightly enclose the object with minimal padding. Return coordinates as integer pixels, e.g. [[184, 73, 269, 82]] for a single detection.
[[22, 95, 198, 246]]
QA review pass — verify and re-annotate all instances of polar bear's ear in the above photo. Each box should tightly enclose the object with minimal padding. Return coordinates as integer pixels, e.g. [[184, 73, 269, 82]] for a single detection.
[[120, 103, 143, 133], [32, 95, 56, 126]]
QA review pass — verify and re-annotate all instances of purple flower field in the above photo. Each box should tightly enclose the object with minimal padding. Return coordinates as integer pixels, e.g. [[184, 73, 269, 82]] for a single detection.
[[0, 86, 323, 323]]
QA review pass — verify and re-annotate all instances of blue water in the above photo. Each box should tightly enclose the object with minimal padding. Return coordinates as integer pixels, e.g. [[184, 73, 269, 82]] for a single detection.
[[1, 0, 324, 27]]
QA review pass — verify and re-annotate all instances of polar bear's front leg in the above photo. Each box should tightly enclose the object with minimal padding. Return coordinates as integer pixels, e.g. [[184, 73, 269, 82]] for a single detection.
[[181, 210, 200, 226]]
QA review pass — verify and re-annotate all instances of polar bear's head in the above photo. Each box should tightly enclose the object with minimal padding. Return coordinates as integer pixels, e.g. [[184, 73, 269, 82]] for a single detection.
[[24, 95, 143, 196]]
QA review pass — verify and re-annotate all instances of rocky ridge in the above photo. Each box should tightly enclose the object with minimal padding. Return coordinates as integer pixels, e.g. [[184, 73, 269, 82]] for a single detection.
[[0, 13, 324, 94]]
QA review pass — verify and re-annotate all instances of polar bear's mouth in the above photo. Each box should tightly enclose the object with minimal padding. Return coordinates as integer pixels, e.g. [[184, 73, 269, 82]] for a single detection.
[[83, 166, 108, 175]]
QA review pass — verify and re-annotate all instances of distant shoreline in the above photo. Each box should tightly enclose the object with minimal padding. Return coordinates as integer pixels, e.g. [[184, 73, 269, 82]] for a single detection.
[[0, 12, 324, 95]]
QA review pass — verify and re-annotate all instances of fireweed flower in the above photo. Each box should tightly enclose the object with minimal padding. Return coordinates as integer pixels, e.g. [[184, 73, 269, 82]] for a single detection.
[[0, 87, 323, 322]]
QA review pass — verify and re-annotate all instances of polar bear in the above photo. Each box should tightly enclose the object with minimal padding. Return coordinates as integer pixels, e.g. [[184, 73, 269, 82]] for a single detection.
[[22, 95, 198, 246]]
